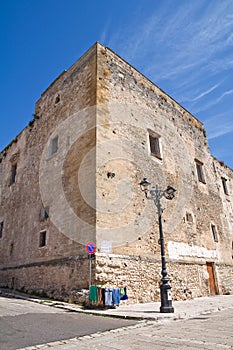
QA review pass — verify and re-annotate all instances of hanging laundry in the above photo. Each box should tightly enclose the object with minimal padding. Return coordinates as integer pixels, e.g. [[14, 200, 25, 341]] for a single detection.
[[120, 286, 128, 300], [102, 287, 105, 305], [104, 288, 113, 306], [112, 288, 120, 306], [89, 285, 98, 303], [120, 288, 125, 297], [97, 287, 103, 306]]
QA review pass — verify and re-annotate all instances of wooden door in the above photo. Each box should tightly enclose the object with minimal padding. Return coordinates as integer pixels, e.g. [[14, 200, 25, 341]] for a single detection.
[[206, 262, 217, 295]]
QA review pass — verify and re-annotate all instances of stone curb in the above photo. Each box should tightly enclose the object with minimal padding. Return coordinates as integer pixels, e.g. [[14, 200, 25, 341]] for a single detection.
[[0, 289, 154, 321]]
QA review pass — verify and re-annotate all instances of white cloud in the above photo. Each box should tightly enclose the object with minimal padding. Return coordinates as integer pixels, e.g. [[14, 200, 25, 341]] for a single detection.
[[106, 0, 233, 163], [204, 113, 233, 139], [185, 83, 221, 102], [193, 89, 233, 113], [218, 89, 233, 101], [207, 122, 233, 139]]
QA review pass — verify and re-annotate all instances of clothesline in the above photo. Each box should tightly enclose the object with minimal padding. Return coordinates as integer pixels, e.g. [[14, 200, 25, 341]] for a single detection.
[[89, 286, 128, 307]]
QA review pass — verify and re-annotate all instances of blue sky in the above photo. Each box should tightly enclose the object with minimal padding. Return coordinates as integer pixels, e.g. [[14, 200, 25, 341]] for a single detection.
[[0, 0, 233, 168]]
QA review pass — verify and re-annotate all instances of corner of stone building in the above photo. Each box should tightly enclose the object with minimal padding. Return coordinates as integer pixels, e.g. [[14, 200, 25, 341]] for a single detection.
[[1, 42, 233, 304]]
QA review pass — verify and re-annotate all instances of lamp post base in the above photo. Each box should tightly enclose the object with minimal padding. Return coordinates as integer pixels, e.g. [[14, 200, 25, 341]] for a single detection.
[[160, 284, 174, 313], [160, 305, 174, 313]]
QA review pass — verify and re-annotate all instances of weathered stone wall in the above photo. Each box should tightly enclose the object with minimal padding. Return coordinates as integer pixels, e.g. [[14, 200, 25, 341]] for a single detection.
[[95, 254, 210, 302], [0, 42, 232, 303], [212, 158, 233, 263], [0, 255, 90, 301], [94, 44, 233, 301], [95, 253, 232, 302], [0, 44, 98, 295], [217, 263, 233, 295]]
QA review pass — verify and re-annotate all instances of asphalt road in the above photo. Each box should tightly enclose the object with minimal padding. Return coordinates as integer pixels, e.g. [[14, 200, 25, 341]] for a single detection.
[[70, 308, 233, 350], [35, 307, 233, 350], [1, 295, 233, 350], [0, 296, 137, 350]]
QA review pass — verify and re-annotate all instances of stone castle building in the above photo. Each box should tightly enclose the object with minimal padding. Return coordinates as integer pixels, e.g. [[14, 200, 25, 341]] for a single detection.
[[0, 42, 232, 303]]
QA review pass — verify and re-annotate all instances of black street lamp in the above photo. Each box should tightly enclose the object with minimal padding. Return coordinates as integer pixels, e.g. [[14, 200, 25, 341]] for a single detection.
[[139, 178, 176, 313]]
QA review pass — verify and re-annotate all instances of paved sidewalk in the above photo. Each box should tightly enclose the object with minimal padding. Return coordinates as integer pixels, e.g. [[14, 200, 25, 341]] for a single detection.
[[1, 288, 233, 321], [84, 294, 233, 321]]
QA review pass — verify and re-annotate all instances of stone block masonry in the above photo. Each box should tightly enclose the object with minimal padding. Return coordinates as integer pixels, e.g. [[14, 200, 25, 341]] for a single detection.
[[0, 42, 232, 303]]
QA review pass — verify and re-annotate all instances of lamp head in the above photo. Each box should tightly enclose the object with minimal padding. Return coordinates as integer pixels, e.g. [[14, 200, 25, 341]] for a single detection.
[[139, 178, 151, 192], [164, 186, 176, 200]]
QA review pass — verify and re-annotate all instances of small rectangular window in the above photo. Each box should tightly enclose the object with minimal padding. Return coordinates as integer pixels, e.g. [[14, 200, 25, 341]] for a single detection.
[[39, 206, 49, 221], [149, 132, 162, 159], [39, 230, 47, 247], [186, 213, 193, 223], [10, 163, 17, 184], [195, 160, 205, 183], [221, 177, 229, 195], [211, 224, 218, 242], [50, 136, 58, 156], [0, 221, 3, 239]]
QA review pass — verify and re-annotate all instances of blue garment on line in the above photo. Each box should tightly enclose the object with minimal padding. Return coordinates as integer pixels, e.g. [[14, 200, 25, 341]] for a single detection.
[[104, 288, 113, 306], [112, 288, 120, 306], [120, 287, 128, 300]]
